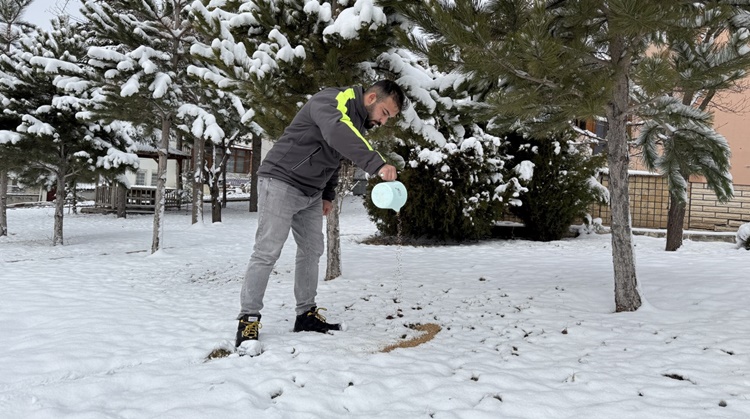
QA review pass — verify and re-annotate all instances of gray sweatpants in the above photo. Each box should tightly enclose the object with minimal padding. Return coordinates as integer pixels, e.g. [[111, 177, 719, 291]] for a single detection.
[[238, 177, 325, 317]]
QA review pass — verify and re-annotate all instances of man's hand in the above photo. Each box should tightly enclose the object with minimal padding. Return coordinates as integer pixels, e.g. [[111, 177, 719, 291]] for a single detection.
[[322, 200, 333, 216], [378, 164, 398, 181]]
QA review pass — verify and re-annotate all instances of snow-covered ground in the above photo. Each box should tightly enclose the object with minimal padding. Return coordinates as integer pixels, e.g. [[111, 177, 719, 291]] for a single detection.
[[1, 197, 748, 418]]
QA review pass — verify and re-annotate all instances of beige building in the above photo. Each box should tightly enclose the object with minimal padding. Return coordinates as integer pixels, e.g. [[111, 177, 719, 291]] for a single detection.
[[586, 91, 750, 233], [711, 92, 750, 185]]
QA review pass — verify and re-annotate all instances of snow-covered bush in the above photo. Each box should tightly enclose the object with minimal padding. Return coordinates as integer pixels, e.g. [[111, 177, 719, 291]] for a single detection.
[[506, 132, 607, 241], [364, 129, 525, 242], [736, 223, 750, 250]]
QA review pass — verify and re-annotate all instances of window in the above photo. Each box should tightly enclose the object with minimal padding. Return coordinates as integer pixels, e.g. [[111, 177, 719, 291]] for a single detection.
[[135, 170, 146, 185], [577, 118, 609, 155], [227, 148, 252, 174], [150, 171, 158, 186]]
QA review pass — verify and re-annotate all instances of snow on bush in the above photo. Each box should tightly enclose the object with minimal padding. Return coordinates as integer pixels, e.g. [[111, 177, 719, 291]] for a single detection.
[[736, 222, 750, 250]]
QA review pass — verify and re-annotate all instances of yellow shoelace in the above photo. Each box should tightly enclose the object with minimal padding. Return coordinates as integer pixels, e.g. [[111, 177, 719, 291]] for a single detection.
[[240, 319, 261, 339], [308, 307, 328, 322]]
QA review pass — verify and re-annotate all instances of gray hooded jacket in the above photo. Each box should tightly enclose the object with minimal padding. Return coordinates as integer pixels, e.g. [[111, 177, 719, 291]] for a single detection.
[[257, 86, 386, 201]]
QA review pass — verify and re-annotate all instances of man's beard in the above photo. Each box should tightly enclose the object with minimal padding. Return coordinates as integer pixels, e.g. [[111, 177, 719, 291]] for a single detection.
[[364, 102, 379, 129]]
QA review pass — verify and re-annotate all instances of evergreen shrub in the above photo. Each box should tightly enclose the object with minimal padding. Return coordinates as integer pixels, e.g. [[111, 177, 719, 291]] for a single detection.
[[364, 131, 523, 242], [506, 132, 606, 241]]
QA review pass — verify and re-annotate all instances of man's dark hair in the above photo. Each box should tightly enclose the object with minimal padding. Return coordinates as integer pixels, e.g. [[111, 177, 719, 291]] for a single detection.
[[366, 80, 410, 113]]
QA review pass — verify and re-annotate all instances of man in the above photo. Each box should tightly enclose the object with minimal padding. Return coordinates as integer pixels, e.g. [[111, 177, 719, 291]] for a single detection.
[[236, 80, 408, 350]]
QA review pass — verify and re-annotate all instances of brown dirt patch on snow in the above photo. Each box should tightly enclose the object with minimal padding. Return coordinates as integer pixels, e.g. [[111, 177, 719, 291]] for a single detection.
[[381, 323, 442, 353]]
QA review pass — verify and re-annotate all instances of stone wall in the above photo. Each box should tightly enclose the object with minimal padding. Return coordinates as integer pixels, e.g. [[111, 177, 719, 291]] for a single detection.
[[687, 183, 750, 232], [591, 174, 750, 232]]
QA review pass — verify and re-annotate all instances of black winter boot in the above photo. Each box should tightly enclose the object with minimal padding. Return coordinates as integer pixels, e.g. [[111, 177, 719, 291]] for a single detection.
[[236, 314, 262, 347], [293, 307, 341, 333]]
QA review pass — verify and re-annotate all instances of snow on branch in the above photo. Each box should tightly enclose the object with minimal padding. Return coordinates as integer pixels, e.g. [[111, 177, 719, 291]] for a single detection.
[[54, 76, 93, 95], [19, 115, 56, 137], [513, 160, 534, 181], [29, 57, 81, 74], [177, 104, 225, 143], [88, 47, 128, 66], [322, 0, 386, 40], [131, 45, 169, 74], [97, 147, 140, 170], [0, 131, 22, 144], [149, 73, 172, 98], [303, 1, 332, 23], [120, 74, 141, 97], [187, 65, 234, 89]]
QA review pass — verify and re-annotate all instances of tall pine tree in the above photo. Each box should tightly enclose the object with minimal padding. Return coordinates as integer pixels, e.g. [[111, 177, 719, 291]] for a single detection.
[[0, 18, 138, 245], [0, 0, 34, 237], [384, 0, 677, 311], [386, 0, 750, 310], [81, 0, 209, 253], [635, 4, 750, 250], [190, 0, 411, 278]]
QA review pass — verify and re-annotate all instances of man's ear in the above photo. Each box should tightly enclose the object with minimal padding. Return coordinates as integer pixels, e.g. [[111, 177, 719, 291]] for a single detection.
[[364, 91, 378, 106]]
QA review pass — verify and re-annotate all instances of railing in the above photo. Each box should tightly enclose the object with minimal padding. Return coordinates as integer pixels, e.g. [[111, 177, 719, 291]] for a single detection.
[[94, 185, 183, 212]]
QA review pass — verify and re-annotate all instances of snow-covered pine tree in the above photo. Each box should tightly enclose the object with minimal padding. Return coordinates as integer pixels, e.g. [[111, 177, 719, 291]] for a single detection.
[[0, 0, 33, 48], [0, 18, 138, 245], [177, 78, 248, 223], [81, 0, 212, 253], [191, 0, 526, 271], [391, 0, 750, 309], [385, 0, 714, 311], [205, 0, 398, 137], [190, 0, 399, 196], [0, 0, 35, 237], [189, 0, 429, 278], [634, 4, 750, 251]]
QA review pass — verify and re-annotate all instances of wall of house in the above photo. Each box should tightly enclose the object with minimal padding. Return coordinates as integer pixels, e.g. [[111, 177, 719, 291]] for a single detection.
[[126, 159, 181, 189], [710, 92, 750, 185]]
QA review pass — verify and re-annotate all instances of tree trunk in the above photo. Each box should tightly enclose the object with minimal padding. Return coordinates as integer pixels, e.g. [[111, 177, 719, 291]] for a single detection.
[[70, 180, 78, 214], [221, 157, 228, 209], [665, 191, 687, 251], [664, 167, 690, 252], [664, 95, 699, 252], [191, 135, 204, 224], [151, 115, 171, 254], [324, 203, 341, 280], [606, 36, 641, 312], [0, 169, 7, 237], [249, 134, 262, 212], [175, 130, 185, 196], [325, 161, 355, 280], [210, 142, 222, 223], [53, 173, 65, 246], [116, 181, 127, 219], [211, 181, 222, 223]]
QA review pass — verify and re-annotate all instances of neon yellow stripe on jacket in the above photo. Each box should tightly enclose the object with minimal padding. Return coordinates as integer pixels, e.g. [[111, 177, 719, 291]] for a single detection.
[[336, 89, 384, 160]]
